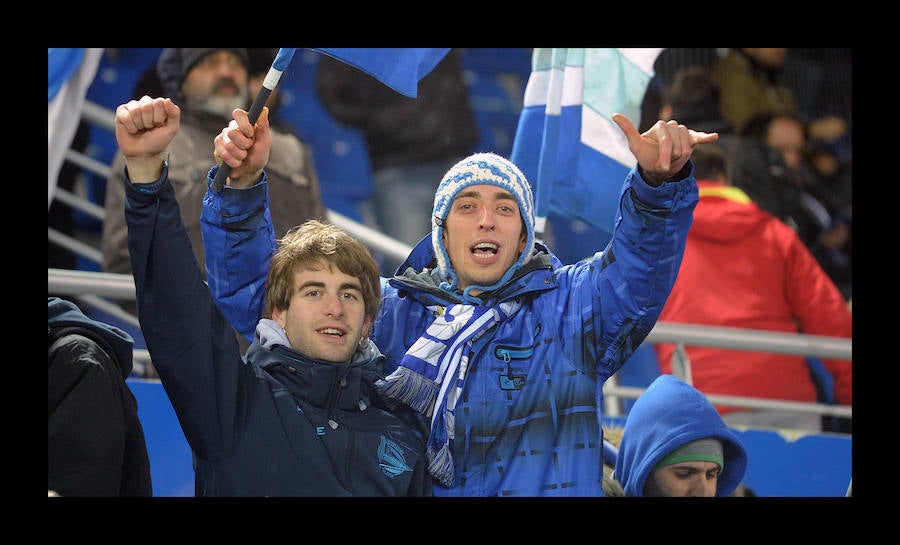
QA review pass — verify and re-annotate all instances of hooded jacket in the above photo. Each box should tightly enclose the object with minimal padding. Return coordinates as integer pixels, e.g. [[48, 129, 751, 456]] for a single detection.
[[48, 297, 152, 496], [653, 180, 852, 412], [201, 162, 699, 496], [123, 167, 430, 496], [613, 374, 748, 497]]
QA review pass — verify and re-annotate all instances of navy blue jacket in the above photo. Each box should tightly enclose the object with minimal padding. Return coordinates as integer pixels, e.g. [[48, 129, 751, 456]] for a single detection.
[[123, 166, 430, 496]]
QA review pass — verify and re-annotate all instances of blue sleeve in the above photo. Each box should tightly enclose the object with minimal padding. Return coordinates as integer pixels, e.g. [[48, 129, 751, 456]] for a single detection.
[[201, 165, 276, 343], [595, 162, 699, 373]]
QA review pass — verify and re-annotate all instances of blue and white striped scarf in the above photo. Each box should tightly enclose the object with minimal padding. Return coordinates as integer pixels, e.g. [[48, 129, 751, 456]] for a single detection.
[[375, 300, 521, 487]]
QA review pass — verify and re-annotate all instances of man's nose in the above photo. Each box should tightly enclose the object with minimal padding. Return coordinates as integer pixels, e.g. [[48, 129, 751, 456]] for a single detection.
[[479, 208, 496, 230], [323, 294, 344, 316]]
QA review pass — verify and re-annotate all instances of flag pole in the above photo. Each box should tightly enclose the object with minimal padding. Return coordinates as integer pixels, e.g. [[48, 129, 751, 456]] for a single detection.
[[211, 48, 297, 192]]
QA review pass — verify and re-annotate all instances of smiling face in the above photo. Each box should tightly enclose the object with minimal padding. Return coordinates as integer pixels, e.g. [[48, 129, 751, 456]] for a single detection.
[[271, 265, 371, 364], [442, 184, 527, 295]]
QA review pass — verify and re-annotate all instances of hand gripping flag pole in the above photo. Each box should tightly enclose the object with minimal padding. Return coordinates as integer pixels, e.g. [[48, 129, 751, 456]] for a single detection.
[[211, 48, 296, 192]]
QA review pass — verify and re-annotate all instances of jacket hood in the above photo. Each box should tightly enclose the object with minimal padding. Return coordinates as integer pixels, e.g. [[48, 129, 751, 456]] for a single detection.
[[613, 374, 748, 497], [47, 297, 135, 377], [689, 180, 770, 244]]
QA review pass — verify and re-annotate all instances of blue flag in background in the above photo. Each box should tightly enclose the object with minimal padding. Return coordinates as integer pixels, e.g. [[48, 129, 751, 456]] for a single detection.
[[311, 48, 451, 98], [510, 48, 663, 239], [48, 48, 87, 101]]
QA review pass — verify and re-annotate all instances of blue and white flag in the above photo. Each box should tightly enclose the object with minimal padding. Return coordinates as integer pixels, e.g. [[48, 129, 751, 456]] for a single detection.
[[311, 48, 451, 98], [510, 48, 663, 238], [48, 48, 103, 209]]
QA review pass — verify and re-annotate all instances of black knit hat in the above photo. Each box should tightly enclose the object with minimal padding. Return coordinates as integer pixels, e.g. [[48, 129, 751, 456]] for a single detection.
[[181, 48, 249, 79], [156, 48, 249, 98]]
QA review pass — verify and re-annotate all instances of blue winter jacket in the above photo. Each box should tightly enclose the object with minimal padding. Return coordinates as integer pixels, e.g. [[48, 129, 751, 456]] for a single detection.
[[202, 163, 699, 496], [613, 374, 748, 497], [124, 166, 430, 496]]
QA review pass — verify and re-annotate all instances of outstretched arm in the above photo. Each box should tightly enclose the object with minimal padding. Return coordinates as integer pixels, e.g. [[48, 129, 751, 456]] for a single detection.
[[587, 114, 712, 377]]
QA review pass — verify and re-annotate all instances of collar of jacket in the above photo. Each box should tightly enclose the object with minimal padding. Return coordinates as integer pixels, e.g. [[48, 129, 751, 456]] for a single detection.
[[263, 346, 382, 417], [390, 247, 556, 307]]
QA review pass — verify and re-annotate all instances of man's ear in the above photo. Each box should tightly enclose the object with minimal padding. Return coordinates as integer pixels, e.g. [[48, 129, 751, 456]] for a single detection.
[[271, 306, 286, 329], [361, 315, 373, 339]]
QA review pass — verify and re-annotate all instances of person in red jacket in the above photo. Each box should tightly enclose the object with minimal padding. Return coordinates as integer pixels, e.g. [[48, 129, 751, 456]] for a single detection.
[[653, 143, 851, 432]]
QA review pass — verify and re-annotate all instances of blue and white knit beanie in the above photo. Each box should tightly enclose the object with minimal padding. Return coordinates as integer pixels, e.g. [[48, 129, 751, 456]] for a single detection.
[[431, 152, 535, 295]]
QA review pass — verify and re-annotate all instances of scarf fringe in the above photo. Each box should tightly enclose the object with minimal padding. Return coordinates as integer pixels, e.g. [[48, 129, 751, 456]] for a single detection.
[[375, 367, 439, 416], [427, 443, 454, 488]]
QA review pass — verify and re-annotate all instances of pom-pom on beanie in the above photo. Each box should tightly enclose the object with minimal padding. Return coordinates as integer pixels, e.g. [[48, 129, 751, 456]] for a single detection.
[[431, 152, 535, 296]]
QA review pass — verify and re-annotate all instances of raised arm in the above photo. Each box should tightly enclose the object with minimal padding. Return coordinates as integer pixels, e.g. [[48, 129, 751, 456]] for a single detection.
[[202, 107, 277, 342], [120, 96, 245, 458], [587, 114, 714, 375]]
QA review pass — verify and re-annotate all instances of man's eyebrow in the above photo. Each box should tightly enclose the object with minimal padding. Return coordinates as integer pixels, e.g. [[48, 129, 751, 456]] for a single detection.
[[297, 280, 325, 291], [456, 188, 516, 201], [297, 280, 362, 292]]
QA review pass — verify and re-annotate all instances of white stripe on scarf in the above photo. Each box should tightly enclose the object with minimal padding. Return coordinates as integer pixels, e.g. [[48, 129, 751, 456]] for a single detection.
[[376, 300, 521, 487]]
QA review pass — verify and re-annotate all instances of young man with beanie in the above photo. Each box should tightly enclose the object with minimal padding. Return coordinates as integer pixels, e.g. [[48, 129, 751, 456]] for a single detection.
[[101, 49, 326, 356], [613, 374, 748, 497], [113, 97, 430, 496], [203, 104, 717, 496]]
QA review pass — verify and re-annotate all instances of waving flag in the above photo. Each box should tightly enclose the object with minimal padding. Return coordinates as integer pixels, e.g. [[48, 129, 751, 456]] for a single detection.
[[311, 48, 451, 98], [48, 48, 103, 209], [510, 48, 663, 239], [214, 47, 450, 191]]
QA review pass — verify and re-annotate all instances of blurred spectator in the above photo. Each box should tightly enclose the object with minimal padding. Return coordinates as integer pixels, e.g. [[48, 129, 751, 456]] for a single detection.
[[102, 48, 327, 326], [653, 143, 852, 432], [639, 47, 720, 132], [612, 374, 749, 497], [712, 48, 848, 145], [736, 112, 851, 300], [658, 65, 736, 154], [659, 65, 733, 134], [316, 48, 479, 272], [48, 297, 152, 496], [783, 48, 852, 173]]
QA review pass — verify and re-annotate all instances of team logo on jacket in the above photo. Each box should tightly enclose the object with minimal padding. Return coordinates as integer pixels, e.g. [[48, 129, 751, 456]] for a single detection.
[[378, 436, 413, 477]]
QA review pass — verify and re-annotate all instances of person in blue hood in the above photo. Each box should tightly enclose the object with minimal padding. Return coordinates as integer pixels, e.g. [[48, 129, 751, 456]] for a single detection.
[[115, 97, 430, 496], [613, 374, 748, 497], [48, 297, 152, 496], [201, 97, 717, 496]]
